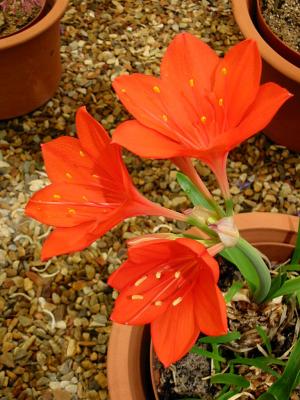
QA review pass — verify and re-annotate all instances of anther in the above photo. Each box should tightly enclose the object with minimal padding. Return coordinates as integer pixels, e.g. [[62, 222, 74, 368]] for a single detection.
[[221, 67, 228, 75], [121, 88, 126, 93], [200, 116, 207, 124], [218, 98, 224, 106], [174, 271, 181, 279], [53, 194, 61, 199], [68, 208, 76, 215], [153, 86, 160, 93], [131, 295, 144, 300], [92, 174, 100, 179], [82, 195, 88, 201], [172, 297, 183, 306], [155, 272, 162, 279], [134, 276, 147, 287], [189, 78, 195, 87], [79, 150, 85, 157], [154, 301, 163, 306], [162, 114, 168, 122], [65, 172, 72, 179]]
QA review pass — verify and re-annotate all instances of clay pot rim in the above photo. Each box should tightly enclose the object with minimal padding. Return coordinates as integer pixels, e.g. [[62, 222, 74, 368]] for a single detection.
[[0, 0, 68, 50], [231, 0, 300, 83], [107, 212, 299, 399]]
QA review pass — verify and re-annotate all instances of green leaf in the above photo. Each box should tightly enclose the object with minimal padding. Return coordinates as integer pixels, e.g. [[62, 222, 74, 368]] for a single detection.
[[190, 346, 225, 362], [264, 272, 287, 302], [279, 264, 300, 272], [216, 390, 240, 400], [270, 276, 300, 298], [256, 325, 272, 355], [176, 172, 216, 211], [224, 281, 243, 303], [212, 344, 221, 373], [220, 246, 258, 294], [229, 356, 285, 378], [257, 336, 300, 400], [291, 219, 300, 264], [198, 331, 241, 345], [211, 373, 250, 389]]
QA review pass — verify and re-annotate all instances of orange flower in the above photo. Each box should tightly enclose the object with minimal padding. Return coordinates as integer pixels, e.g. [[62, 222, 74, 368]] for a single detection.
[[112, 33, 292, 197], [25, 107, 184, 260], [108, 237, 227, 367]]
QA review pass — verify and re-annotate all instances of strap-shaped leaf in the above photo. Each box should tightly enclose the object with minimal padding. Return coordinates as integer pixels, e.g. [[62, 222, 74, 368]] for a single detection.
[[291, 219, 300, 264], [211, 373, 250, 389], [198, 331, 241, 345]]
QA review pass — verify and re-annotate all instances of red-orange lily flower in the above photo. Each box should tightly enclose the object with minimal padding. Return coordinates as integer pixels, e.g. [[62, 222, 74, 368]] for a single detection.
[[25, 107, 184, 260], [112, 33, 292, 198], [108, 237, 227, 367]]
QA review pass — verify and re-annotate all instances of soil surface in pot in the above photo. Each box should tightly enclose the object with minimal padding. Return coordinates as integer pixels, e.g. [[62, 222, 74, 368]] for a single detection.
[[0, 0, 42, 37], [262, 0, 300, 53], [154, 257, 300, 399]]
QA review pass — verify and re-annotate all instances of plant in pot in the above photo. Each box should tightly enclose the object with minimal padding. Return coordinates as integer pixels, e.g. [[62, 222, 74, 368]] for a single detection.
[[0, 0, 68, 120], [231, 0, 300, 152], [24, 33, 300, 399]]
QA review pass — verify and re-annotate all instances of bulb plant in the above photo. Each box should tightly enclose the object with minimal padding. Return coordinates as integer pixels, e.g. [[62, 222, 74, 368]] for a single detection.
[[25, 33, 300, 398]]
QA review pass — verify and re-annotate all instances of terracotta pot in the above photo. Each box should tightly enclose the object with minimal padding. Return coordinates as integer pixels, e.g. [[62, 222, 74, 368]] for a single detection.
[[107, 212, 299, 399], [231, 0, 300, 153], [0, 0, 68, 120], [255, 0, 300, 68]]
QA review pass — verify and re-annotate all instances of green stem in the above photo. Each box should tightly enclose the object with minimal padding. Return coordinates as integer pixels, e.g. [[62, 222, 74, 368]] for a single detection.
[[236, 238, 271, 303], [186, 216, 219, 239], [225, 198, 234, 216]]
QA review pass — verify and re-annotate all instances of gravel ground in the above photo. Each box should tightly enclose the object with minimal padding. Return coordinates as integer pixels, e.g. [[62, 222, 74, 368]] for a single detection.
[[0, 1, 299, 399]]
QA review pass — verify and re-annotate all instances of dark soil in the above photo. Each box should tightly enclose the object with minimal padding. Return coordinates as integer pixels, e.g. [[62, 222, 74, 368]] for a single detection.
[[0, 0, 42, 38], [262, 0, 300, 53], [154, 256, 300, 399]]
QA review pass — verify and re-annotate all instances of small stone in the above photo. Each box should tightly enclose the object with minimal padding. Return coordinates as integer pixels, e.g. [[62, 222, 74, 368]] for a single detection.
[[23, 277, 33, 291], [0, 160, 10, 173], [94, 372, 108, 389], [253, 181, 263, 192], [86, 265, 96, 280]]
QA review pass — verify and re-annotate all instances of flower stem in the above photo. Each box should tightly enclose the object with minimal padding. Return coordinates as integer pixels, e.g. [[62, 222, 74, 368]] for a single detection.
[[186, 216, 218, 238], [236, 238, 271, 303]]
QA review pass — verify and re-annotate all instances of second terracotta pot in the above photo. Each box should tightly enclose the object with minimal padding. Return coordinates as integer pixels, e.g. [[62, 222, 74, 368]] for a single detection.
[[107, 212, 299, 400], [0, 0, 68, 120], [231, 0, 300, 152]]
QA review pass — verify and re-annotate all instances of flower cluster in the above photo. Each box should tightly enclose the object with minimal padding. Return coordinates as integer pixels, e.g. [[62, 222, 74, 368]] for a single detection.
[[26, 33, 291, 367]]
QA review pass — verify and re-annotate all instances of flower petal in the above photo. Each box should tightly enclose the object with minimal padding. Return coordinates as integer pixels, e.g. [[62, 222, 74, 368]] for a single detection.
[[194, 269, 227, 336], [76, 106, 110, 159], [112, 120, 187, 158], [212, 82, 292, 152], [41, 137, 95, 184], [25, 183, 119, 227], [161, 32, 218, 93], [151, 290, 199, 367], [214, 39, 261, 127], [41, 213, 123, 260]]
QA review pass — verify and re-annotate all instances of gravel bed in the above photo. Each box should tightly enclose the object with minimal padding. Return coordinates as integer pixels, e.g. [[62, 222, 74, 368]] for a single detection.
[[0, 0, 299, 399]]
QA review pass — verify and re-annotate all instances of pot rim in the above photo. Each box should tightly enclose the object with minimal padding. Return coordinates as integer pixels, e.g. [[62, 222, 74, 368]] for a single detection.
[[108, 212, 299, 399], [0, 0, 68, 50], [231, 0, 300, 83]]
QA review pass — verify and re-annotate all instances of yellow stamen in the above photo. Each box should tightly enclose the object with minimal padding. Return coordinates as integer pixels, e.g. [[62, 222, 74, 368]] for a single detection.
[[189, 78, 195, 87], [82, 195, 88, 201], [131, 295, 144, 300], [218, 98, 224, 106], [153, 86, 160, 93], [134, 276, 147, 287], [162, 114, 168, 122], [174, 271, 181, 279], [200, 116, 207, 124], [79, 150, 85, 157], [65, 172, 72, 179], [121, 88, 126, 93], [92, 174, 100, 179], [155, 272, 162, 279], [53, 194, 61, 199], [68, 208, 76, 215], [221, 67, 228, 75], [154, 301, 163, 306], [172, 297, 183, 306]]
